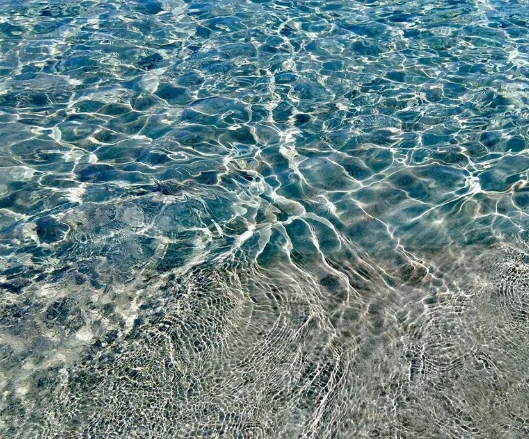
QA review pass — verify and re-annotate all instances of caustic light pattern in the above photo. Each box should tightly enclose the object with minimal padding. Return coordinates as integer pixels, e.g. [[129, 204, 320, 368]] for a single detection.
[[1, 0, 529, 438]]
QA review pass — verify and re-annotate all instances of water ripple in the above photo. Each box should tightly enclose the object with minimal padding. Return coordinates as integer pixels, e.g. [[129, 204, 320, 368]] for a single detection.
[[1, 0, 529, 438]]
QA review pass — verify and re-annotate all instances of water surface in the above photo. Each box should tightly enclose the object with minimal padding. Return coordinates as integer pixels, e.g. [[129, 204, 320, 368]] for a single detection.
[[1, 0, 529, 437]]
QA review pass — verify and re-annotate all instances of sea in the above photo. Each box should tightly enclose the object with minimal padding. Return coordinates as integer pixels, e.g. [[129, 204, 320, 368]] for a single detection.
[[1, 0, 529, 438]]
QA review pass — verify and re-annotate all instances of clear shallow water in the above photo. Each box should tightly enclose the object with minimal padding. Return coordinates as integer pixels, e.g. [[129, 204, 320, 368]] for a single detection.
[[1, 0, 529, 437]]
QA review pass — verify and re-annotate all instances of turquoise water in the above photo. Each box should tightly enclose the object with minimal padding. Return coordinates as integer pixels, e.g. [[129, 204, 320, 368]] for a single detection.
[[1, 0, 529, 437]]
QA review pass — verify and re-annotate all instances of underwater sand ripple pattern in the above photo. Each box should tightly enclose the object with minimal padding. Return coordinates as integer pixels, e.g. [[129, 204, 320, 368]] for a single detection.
[[1, 0, 529, 438]]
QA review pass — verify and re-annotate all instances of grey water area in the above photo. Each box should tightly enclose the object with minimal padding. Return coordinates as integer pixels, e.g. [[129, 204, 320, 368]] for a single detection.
[[1, 0, 529, 437]]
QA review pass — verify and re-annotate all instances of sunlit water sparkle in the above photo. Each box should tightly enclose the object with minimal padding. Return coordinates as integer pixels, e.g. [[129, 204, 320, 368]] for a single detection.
[[1, 0, 529, 438]]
